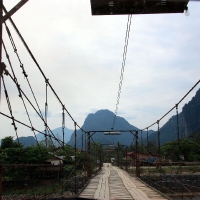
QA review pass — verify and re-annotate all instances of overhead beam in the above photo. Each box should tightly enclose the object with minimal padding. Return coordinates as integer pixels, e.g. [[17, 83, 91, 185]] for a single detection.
[[2, 0, 29, 23]]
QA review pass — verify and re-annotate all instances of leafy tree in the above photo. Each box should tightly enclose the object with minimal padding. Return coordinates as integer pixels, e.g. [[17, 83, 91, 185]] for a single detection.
[[145, 140, 158, 155], [161, 138, 197, 161], [1, 136, 22, 149], [24, 145, 50, 164]]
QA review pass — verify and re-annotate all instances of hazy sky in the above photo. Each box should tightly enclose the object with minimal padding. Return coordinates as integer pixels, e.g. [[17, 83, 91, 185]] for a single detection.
[[1, 0, 200, 139]]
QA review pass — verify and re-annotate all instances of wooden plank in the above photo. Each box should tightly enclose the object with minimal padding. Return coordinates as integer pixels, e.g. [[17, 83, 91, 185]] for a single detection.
[[79, 164, 170, 200]]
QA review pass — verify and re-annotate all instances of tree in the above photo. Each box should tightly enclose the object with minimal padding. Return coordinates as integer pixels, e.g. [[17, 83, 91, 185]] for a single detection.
[[24, 145, 50, 164], [1, 136, 22, 149], [161, 138, 195, 161]]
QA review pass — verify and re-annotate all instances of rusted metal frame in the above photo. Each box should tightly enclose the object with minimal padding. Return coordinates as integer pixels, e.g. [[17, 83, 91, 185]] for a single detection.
[[3, 0, 29, 23]]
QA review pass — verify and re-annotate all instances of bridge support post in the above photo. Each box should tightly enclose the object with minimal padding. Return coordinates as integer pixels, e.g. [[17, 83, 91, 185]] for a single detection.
[[0, 165, 3, 200], [0, 0, 3, 110], [99, 145, 102, 171], [117, 143, 119, 167], [125, 146, 128, 171], [87, 132, 92, 179], [135, 131, 140, 177], [74, 122, 77, 194]]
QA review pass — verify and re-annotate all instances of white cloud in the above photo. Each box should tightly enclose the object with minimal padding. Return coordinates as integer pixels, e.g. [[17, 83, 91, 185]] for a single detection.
[[1, 0, 200, 139]]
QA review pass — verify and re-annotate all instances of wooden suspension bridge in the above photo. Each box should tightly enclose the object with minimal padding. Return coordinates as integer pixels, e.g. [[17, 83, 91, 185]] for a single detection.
[[79, 163, 170, 200]]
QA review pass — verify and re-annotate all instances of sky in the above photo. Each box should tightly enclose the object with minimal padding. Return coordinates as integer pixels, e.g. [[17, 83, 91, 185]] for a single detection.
[[0, 0, 200, 139]]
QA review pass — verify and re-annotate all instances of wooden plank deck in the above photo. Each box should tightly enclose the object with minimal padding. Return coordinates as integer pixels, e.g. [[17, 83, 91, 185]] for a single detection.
[[78, 164, 170, 200]]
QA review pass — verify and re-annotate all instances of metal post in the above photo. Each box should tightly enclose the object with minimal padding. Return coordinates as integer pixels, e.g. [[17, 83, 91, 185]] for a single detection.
[[117, 143, 119, 167], [74, 122, 77, 194], [62, 106, 65, 147], [157, 120, 161, 170], [135, 131, 140, 177], [99, 145, 102, 171], [0, 165, 2, 200], [125, 146, 128, 171], [87, 132, 92, 178], [176, 105, 180, 148], [147, 128, 149, 146], [82, 131, 83, 151], [0, 0, 2, 58], [85, 132, 86, 152], [0, 0, 3, 109]]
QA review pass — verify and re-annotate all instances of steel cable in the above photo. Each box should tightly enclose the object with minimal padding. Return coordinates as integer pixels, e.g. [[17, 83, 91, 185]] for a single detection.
[[112, 14, 132, 129], [2, 5, 84, 132]]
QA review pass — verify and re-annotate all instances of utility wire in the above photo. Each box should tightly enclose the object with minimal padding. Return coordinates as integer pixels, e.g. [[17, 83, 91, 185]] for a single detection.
[[112, 14, 132, 129]]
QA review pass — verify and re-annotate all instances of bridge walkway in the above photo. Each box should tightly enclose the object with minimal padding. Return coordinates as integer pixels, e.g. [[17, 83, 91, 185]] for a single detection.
[[78, 164, 170, 200]]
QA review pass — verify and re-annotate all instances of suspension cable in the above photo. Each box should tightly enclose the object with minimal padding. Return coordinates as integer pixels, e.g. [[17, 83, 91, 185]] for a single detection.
[[45, 79, 48, 147], [176, 104, 180, 148], [2, 75, 19, 144], [62, 105, 65, 147], [4, 23, 44, 119], [146, 127, 149, 145], [3, 68, 62, 147], [0, 62, 6, 107], [2, 43, 41, 146], [2, 5, 84, 132], [0, 111, 65, 147], [111, 14, 132, 129], [157, 120, 161, 164], [143, 79, 200, 130]]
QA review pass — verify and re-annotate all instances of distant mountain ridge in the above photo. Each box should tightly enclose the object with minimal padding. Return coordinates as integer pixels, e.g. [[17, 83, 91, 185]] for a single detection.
[[5, 88, 199, 148], [14, 136, 37, 147], [67, 109, 153, 148], [9, 127, 74, 147], [36, 127, 74, 143], [147, 88, 200, 145]]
